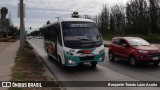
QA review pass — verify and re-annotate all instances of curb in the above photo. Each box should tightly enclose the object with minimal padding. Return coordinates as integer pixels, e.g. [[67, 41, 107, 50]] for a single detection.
[[27, 41, 66, 90]]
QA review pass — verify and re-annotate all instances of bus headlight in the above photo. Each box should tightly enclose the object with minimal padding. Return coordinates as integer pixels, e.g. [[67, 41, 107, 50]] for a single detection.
[[98, 56, 105, 62], [99, 49, 105, 53], [66, 52, 74, 56], [67, 59, 76, 64]]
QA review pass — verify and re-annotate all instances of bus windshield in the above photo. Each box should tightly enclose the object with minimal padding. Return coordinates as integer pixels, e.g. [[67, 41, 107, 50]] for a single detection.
[[62, 22, 102, 44]]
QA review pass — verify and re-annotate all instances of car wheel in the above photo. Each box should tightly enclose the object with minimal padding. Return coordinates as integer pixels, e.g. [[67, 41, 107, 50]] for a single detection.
[[153, 62, 159, 66], [109, 52, 115, 62], [129, 56, 138, 66]]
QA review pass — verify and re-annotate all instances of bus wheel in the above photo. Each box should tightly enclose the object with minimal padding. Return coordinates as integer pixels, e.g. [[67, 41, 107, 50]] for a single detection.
[[91, 62, 97, 68]]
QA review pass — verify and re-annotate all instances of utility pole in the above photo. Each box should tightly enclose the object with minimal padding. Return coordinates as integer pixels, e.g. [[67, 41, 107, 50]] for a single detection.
[[56, 17, 61, 21], [20, 0, 24, 49]]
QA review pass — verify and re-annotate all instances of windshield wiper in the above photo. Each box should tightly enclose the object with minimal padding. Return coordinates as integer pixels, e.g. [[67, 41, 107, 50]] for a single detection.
[[79, 39, 102, 43], [64, 40, 81, 43], [78, 38, 91, 41], [77, 38, 93, 43]]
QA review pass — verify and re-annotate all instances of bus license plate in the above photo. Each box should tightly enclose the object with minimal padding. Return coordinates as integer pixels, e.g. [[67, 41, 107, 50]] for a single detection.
[[84, 62, 90, 65], [152, 57, 158, 60]]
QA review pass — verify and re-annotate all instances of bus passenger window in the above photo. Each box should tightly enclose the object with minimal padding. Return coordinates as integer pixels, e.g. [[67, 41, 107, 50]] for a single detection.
[[58, 32, 62, 46]]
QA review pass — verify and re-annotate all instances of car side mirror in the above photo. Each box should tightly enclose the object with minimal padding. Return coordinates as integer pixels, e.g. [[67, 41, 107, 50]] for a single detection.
[[122, 44, 128, 48]]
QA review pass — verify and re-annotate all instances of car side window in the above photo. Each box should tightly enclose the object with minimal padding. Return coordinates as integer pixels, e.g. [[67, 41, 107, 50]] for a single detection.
[[119, 39, 128, 46], [112, 39, 120, 45]]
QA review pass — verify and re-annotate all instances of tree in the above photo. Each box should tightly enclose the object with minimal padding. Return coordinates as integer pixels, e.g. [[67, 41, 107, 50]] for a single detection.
[[39, 27, 44, 36], [110, 4, 126, 35], [1, 7, 8, 19], [29, 31, 40, 36], [9, 25, 19, 37], [99, 5, 110, 34], [126, 0, 150, 34], [149, 0, 160, 34], [93, 0, 160, 36], [109, 14, 116, 34], [0, 7, 9, 38]]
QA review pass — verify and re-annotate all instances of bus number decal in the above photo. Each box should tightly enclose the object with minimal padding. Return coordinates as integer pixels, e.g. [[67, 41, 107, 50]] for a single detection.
[[71, 24, 88, 27]]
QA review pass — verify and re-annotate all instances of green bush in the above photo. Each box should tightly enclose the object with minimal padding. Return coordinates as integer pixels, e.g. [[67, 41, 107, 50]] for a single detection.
[[0, 38, 8, 42], [102, 34, 160, 43], [144, 34, 160, 43]]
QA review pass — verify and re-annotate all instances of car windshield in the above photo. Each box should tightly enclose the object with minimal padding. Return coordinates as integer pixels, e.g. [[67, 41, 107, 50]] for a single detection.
[[128, 38, 150, 46], [62, 22, 102, 43]]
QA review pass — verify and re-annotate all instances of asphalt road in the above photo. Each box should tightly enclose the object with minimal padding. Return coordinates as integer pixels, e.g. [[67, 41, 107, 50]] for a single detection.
[[28, 38, 160, 90]]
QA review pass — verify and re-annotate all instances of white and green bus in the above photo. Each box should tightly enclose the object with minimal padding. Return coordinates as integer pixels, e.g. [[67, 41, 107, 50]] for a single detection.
[[43, 18, 105, 68]]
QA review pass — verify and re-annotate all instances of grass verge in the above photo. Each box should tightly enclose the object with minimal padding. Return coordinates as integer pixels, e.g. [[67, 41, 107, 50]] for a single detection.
[[9, 41, 60, 90], [0, 38, 18, 42]]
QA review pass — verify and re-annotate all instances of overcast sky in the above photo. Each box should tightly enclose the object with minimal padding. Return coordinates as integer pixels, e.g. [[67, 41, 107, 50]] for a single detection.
[[0, 0, 129, 33]]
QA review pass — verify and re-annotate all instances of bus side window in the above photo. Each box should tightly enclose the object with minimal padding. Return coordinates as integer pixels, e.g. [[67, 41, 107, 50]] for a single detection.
[[56, 24, 62, 46], [43, 28, 47, 40], [52, 26, 56, 42], [48, 28, 51, 41], [58, 31, 62, 46], [46, 26, 54, 42], [44, 27, 50, 41]]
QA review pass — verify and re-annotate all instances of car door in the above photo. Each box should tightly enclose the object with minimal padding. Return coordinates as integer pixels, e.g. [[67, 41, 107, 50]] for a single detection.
[[111, 38, 121, 56], [117, 39, 129, 58]]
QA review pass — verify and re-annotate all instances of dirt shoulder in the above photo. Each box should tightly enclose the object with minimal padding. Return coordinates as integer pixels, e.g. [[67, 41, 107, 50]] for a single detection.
[[9, 41, 60, 90]]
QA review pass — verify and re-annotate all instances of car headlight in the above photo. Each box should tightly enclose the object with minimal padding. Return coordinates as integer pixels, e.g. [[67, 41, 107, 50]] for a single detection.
[[138, 50, 148, 53]]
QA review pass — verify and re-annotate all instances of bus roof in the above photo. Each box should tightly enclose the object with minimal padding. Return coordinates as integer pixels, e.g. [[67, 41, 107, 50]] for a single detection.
[[43, 18, 94, 28], [59, 18, 94, 22]]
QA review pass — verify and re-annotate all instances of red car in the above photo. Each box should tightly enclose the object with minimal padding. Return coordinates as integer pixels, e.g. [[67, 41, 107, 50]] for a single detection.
[[108, 37, 160, 66]]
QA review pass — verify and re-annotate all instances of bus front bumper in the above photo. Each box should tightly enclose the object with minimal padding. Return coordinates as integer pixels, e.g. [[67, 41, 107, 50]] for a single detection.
[[64, 52, 105, 66]]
